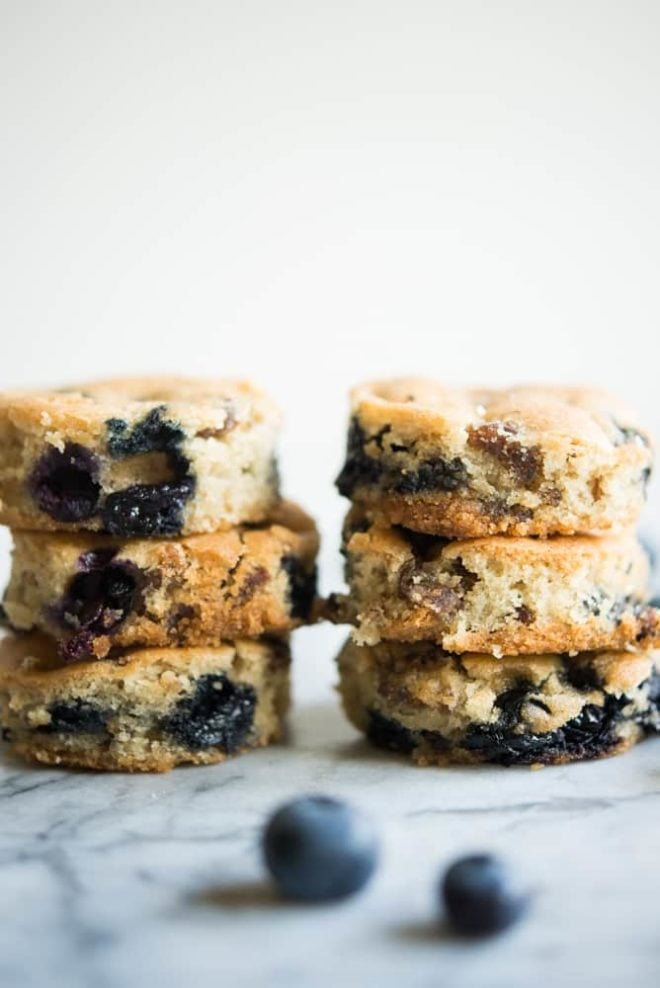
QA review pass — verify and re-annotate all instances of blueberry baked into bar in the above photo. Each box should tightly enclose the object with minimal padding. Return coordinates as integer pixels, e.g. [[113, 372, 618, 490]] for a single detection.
[[0, 377, 280, 536], [3, 501, 318, 660], [332, 509, 660, 655], [336, 380, 652, 538], [338, 638, 660, 766], [0, 633, 290, 772]]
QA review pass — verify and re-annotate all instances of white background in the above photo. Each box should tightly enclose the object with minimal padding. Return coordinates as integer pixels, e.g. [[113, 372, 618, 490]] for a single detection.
[[2, 0, 660, 580], [1, 7, 660, 986]]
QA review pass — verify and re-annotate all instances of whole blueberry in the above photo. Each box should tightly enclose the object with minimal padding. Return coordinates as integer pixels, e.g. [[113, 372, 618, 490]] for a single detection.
[[263, 795, 379, 902], [441, 854, 530, 936]]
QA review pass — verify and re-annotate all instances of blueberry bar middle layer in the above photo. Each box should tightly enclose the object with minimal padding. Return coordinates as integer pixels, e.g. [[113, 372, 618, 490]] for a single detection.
[[3, 500, 318, 660], [331, 510, 660, 655]]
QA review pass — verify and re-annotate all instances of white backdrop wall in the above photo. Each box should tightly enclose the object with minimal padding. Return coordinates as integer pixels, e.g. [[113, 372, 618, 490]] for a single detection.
[[1, 0, 659, 598]]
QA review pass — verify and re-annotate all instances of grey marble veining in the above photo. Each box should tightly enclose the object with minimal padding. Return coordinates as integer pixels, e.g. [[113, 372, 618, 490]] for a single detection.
[[0, 622, 658, 988]]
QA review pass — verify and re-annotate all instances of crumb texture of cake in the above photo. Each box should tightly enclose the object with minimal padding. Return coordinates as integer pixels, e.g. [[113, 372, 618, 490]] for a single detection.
[[0, 633, 290, 772], [0, 376, 281, 536], [336, 379, 653, 537], [333, 512, 660, 654], [338, 638, 660, 766], [3, 501, 319, 660]]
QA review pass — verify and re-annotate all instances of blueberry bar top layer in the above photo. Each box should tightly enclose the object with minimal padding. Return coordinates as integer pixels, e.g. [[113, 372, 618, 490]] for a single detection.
[[0, 376, 281, 535], [336, 379, 653, 537]]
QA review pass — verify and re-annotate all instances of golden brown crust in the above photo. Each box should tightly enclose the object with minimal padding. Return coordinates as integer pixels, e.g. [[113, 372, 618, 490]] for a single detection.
[[7, 724, 284, 773], [359, 489, 645, 539], [0, 376, 280, 430], [4, 500, 319, 658]]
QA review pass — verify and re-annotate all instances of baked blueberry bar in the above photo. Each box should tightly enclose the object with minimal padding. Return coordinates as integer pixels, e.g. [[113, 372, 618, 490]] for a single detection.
[[0, 633, 290, 771], [3, 501, 318, 660], [336, 380, 652, 537], [0, 377, 280, 535], [338, 638, 659, 766], [330, 510, 660, 654]]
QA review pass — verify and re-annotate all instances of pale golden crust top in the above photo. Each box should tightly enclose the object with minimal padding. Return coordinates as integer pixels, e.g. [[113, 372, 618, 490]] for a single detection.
[[0, 376, 281, 434], [351, 379, 650, 450]]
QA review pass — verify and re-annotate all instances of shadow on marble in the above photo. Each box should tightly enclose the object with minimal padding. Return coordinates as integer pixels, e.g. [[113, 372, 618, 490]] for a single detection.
[[190, 880, 281, 910], [392, 919, 457, 944], [331, 736, 506, 775]]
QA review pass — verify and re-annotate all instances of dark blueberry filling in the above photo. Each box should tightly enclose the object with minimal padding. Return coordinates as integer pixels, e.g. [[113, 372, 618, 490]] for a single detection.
[[53, 551, 141, 661], [101, 477, 195, 537], [160, 673, 256, 751], [281, 555, 317, 620], [28, 408, 197, 534], [106, 406, 186, 459], [336, 418, 468, 498], [29, 443, 101, 522], [368, 685, 634, 765], [336, 420, 385, 497], [366, 710, 418, 753], [494, 684, 551, 726], [37, 699, 111, 735], [102, 407, 195, 537], [562, 660, 603, 692], [392, 457, 468, 495], [461, 694, 630, 766]]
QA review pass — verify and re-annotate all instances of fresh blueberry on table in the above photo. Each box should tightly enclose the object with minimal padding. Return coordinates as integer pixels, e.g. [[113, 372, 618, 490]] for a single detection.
[[263, 795, 379, 902], [441, 853, 530, 936]]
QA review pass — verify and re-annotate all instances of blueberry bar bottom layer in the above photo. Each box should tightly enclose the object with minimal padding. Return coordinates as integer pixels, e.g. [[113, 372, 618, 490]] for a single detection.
[[0, 633, 290, 772], [337, 638, 660, 766]]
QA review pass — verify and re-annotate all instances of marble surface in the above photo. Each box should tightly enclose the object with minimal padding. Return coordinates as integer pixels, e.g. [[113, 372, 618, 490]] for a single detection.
[[0, 616, 658, 988]]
